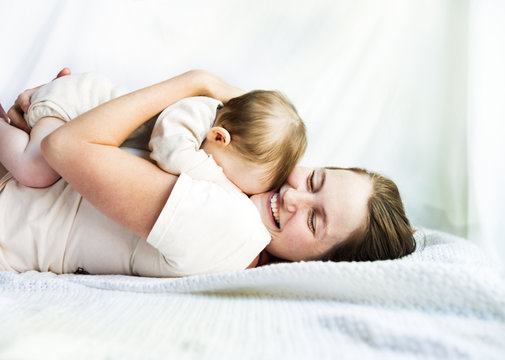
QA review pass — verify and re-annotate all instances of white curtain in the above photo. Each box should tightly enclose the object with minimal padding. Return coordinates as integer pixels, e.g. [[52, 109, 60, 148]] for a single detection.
[[467, 0, 505, 273], [0, 0, 503, 271]]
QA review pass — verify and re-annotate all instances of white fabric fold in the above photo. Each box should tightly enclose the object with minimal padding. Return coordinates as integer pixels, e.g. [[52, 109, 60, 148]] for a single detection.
[[1, 228, 504, 359]]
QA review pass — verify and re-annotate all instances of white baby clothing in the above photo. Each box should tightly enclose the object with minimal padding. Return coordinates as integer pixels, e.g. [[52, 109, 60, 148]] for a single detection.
[[150, 96, 227, 184]]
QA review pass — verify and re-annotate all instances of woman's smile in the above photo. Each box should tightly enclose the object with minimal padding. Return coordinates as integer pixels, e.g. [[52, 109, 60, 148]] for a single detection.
[[268, 190, 281, 228]]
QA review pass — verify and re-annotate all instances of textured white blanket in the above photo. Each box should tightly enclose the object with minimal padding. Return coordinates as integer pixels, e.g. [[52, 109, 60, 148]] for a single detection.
[[1, 228, 504, 359]]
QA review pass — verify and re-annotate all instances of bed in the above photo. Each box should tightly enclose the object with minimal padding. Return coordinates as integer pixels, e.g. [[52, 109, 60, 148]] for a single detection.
[[1, 228, 504, 358], [1, 1, 504, 358]]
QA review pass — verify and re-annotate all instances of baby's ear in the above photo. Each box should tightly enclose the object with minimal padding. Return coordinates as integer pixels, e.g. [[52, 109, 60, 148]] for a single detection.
[[207, 126, 231, 146]]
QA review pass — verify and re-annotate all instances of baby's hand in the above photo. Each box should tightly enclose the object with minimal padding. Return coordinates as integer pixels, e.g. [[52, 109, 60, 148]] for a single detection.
[[7, 67, 71, 133]]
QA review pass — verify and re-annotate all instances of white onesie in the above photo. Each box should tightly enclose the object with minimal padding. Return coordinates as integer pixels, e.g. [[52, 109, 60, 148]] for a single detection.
[[149, 96, 227, 184]]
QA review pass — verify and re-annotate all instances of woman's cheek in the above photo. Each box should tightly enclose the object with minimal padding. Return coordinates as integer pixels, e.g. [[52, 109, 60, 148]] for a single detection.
[[250, 195, 267, 222], [284, 221, 308, 249]]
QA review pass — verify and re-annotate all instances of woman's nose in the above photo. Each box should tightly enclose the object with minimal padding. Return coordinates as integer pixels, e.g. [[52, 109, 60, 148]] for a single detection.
[[283, 187, 310, 213]]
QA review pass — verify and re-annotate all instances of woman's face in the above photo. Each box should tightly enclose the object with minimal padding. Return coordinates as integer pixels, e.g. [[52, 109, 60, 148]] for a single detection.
[[250, 167, 372, 261]]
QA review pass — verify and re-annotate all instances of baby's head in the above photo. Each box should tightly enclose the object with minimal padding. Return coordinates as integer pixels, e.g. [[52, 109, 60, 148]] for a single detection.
[[204, 90, 307, 194]]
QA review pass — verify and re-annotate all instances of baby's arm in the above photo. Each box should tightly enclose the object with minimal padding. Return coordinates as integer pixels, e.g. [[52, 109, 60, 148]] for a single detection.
[[0, 115, 64, 187]]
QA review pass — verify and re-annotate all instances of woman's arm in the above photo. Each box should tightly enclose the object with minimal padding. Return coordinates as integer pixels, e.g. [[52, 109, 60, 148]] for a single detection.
[[41, 70, 242, 238]]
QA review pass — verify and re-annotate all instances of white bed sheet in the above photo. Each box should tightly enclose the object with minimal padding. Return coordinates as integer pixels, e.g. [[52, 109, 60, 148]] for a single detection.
[[1, 228, 504, 359]]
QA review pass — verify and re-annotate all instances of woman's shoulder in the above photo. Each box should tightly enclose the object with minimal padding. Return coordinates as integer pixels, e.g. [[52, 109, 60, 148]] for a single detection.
[[148, 174, 269, 248], [145, 174, 269, 276]]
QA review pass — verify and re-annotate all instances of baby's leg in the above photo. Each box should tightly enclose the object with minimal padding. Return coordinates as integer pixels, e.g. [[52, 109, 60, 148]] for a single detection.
[[0, 116, 65, 187]]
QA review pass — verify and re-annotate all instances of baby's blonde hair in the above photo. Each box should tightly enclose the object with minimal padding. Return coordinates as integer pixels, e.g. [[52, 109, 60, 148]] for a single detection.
[[215, 90, 307, 190]]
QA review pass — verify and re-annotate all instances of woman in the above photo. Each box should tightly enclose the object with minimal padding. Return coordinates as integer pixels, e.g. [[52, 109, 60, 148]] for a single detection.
[[1, 69, 415, 276]]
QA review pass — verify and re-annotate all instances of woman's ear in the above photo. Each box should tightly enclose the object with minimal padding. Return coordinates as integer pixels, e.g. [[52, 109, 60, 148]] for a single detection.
[[207, 126, 231, 146]]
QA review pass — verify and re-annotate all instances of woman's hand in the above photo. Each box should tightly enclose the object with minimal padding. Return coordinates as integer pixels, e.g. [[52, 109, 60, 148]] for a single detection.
[[7, 67, 71, 133], [193, 70, 245, 103]]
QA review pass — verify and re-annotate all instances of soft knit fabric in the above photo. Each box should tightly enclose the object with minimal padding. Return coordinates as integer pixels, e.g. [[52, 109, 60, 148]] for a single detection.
[[0, 228, 504, 359], [150, 96, 228, 184]]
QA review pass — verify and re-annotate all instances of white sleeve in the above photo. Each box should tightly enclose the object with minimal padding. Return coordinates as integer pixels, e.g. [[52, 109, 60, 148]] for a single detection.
[[145, 174, 271, 276], [25, 72, 126, 127], [149, 96, 222, 175]]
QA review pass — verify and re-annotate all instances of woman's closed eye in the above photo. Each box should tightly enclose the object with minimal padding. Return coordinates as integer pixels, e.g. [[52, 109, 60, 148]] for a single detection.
[[309, 168, 326, 193], [306, 169, 325, 235], [307, 170, 317, 233], [308, 210, 316, 234], [307, 170, 315, 191]]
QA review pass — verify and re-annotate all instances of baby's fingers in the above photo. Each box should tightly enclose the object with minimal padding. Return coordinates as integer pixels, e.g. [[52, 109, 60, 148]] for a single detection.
[[7, 103, 30, 133], [17, 87, 39, 113], [55, 67, 71, 79]]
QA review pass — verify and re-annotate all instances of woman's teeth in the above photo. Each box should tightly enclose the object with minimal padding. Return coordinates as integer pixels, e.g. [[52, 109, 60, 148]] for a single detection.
[[270, 192, 280, 227]]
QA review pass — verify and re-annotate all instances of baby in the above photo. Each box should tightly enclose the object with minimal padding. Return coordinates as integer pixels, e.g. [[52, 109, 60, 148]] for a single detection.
[[0, 73, 307, 195]]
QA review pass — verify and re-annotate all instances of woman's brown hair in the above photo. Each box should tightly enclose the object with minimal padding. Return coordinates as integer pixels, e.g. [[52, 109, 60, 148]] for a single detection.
[[320, 167, 416, 262]]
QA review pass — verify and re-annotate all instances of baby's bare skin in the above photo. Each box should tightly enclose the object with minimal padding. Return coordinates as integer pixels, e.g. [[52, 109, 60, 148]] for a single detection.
[[0, 103, 9, 123]]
